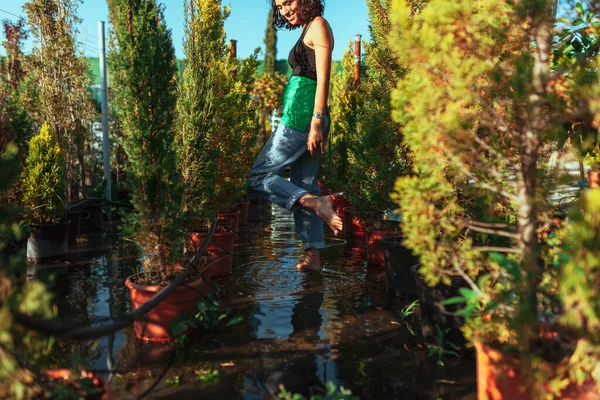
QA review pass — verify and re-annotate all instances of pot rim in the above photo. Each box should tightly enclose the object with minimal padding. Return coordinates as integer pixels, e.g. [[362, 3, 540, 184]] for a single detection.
[[218, 209, 241, 216], [125, 272, 207, 293], [30, 221, 71, 229], [379, 235, 405, 249]]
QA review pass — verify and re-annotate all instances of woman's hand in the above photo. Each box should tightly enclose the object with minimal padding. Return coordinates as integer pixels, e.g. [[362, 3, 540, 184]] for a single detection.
[[307, 118, 325, 156]]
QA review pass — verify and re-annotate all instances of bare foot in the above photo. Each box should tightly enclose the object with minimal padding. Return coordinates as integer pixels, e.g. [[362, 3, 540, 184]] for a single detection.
[[298, 194, 343, 236], [296, 249, 322, 271]]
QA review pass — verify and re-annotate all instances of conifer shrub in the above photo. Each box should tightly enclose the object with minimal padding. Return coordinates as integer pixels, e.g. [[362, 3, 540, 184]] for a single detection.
[[20, 123, 66, 225], [342, 0, 412, 227], [108, 0, 181, 279], [1, 142, 55, 400], [177, 0, 260, 228], [390, 0, 600, 396], [327, 42, 358, 192]]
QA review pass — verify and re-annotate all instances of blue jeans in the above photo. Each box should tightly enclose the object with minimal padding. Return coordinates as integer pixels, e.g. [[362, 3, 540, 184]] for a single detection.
[[249, 119, 329, 250]]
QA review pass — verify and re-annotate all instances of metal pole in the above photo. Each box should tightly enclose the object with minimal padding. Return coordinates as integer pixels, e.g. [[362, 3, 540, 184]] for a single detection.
[[98, 21, 111, 203], [354, 34, 362, 90]]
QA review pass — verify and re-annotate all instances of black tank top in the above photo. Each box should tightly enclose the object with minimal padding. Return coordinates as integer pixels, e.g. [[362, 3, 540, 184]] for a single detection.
[[288, 21, 317, 81]]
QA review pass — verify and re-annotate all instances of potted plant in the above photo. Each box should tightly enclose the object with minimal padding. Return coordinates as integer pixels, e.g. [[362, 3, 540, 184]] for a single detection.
[[342, 0, 412, 266], [176, 0, 259, 277], [20, 123, 70, 261], [108, 0, 212, 343], [391, 0, 600, 396], [1, 135, 111, 399]]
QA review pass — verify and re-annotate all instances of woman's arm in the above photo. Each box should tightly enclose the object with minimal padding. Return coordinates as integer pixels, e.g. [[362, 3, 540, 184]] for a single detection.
[[306, 17, 334, 156]]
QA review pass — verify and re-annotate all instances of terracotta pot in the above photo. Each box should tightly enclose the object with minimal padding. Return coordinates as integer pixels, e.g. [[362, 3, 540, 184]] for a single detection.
[[589, 170, 600, 188], [366, 228, 402, 266], [218, 210, 240, 232], [46, 369, 113, 400], [188, 231, 236, 278], [125, 274, 209, 343], [476, 342, 600, 400], [351, 214, 367, 239], [234, 201, 250, 226]]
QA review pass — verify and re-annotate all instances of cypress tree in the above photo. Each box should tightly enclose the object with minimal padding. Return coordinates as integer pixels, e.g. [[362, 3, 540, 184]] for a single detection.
[[264, 8, 277, 76], [108, 0, 180, 275], [23, 0, 95, 199], [342, 0, 411, 227]]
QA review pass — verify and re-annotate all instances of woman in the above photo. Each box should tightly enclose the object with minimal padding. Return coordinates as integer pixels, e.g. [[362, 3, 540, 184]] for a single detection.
[[249, 0, 342, 271]]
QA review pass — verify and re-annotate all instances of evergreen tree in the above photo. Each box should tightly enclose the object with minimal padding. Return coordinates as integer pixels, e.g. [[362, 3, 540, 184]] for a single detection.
[[342, 0, 411, 227], [108, 0, 180, 276], [177, 0, 229, 226], [23, 0, 95, 199], [0, 19, 35, 165], [390, 0, 600, 395], [326, 42, 359, 191], [177, 0, 260, 227], [264, 8, 277, 76], [20, 123, 67, 224]]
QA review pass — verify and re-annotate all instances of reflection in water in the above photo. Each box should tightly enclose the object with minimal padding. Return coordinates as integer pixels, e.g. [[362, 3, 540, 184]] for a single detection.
[[38, 200, 476, 399]]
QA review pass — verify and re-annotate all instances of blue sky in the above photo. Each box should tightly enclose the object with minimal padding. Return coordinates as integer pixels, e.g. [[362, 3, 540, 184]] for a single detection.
[[0, 1, 370, 60]]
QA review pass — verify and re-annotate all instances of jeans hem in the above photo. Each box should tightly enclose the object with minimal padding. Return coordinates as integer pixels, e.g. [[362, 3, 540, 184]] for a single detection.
[[303, 241, 326, 250], [287, 188, 308, 211]]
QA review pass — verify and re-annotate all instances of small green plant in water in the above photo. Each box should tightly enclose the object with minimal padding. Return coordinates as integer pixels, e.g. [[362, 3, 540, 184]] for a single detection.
[[277, 381, 359, 400], [426, 325, 460, 367], [195, 369, 220, 384], [171, 284, 244, 343], [165, 375, 180, 387], [398, 299, 419, 336]]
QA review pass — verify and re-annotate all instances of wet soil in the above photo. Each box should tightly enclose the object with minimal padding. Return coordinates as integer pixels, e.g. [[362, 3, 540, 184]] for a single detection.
[[31, 200, 477, 399]]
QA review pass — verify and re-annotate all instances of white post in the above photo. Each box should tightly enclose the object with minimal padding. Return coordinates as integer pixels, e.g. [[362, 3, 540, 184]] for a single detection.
[[98, 21, 111, 203]]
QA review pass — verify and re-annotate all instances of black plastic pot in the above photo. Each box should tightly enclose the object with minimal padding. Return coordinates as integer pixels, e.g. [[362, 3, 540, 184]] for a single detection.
[[78, 202, 102, 232], [27, 222, 70, 262], [380, 236, 419, 297], [66, 209, 82, 243], [411, 264, 467, 348]]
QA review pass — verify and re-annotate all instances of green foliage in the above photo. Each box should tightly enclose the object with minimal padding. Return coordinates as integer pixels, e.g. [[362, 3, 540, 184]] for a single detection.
[[559, 189, 600, 336], [397, 299, 418, 335], [342, 0, 411, 226], [20, 123, 66, 224], [277, 381, 359, 400], [389, 0, 600, 396], [108, 0, 181, 278], [176, 0, 260, 226], [23, 0, 96, 198], [326, 42, 356, 192], [264, 8, 277, 76], [554, 4, 600, 172], [171, 284, 243, 344], [426, 326, 460, 367], [0, 139, 57, 399], [195, 368, 220, 383]]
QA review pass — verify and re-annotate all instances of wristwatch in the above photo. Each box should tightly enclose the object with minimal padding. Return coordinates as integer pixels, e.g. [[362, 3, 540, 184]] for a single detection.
[[312, 112, 324, 120]]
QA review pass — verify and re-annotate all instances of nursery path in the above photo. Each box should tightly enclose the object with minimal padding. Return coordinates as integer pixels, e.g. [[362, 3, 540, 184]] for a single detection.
[[33, 200, 477, 399]]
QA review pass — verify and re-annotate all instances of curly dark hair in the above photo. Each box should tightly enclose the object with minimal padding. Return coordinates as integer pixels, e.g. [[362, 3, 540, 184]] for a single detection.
[[270, 0, 325, 30]]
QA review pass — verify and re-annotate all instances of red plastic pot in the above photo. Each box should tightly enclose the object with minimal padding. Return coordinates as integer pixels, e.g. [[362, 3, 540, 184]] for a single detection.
[[125, 274, 209, 343], [188, 231, 236, 278], [476, 342, 600, 400], [366, 228, 402, 266], [218, 210, 240, 233]]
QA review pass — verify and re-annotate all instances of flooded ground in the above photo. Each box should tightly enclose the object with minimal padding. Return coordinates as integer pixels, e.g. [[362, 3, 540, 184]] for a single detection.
[[31, 200, 477, 399]]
